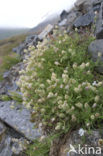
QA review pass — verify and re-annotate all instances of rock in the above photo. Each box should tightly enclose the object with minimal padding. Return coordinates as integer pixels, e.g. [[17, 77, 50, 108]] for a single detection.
[[73, 10, 94, 28], [0, 62, 24, 95], [75, 0, 94, 13], [95, 2, 103, 39], [0, 137, 12, 156], [27, 35, 39, 47], [0, 101, 41, 140], [38, 24, 53, 40], [59, 11, 77, 30], [0, 134, 28, 156], [59, 19, 67, 27], [0, 122, 6, 143], [25, 35, 35, 43], [0, 122, 12, 156], [13, 43, 26, 56], [25, 35, 39, 47], [59, 130, 103, 156], [60, 10, 68, 21], [3, 71, 11, 79], [93, 4, 101, 11], [93, 0, 102, 7], [88, 39, 103, 73], [66, 12, 77, 27], [0, 84, 6, 94]]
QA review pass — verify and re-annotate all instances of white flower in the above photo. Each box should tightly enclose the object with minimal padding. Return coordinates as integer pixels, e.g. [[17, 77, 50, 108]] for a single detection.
[[75, 28, 78, 32], [86, 123, 90, 127], [40, 84, 45, 88], [80, 63, 86, 69], [75, 103, 82, 108], [65, 95, 69, 100], [62, 50, 66, 54], [39, 123, 42, 127], [54, 61, 60, 65], [78, 128, 85, 137], [64, 70, 68, 74], [71, 115, 76, 122], [65, 85, 69, 90], [59, 40, 61, 44], [41, 108, 45, 113], [47, 79, 51, 84], [51, 118, 55, 122], [47, 92, 54, 98], [91, 115, 95, 120], [98, 52, 102, 57], [55, 123, 61, 130], [92, 103, 97, 108], [60, 84, 63, 88], [73, 63, 77, 69], [92, 81, 97, 86], [86, 62, 90, 67], [84, 103, 89, 108], [12, 147, 17, 153], [97, 82, 103, 87], [95, 96, 99, 102], [95, 11, 98, 15], [39, 135, 46, 142], [74, 88, 80, 93]]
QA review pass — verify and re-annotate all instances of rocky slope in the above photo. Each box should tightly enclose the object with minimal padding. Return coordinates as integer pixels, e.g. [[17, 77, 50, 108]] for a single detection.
[[0, 0, 103, 156]]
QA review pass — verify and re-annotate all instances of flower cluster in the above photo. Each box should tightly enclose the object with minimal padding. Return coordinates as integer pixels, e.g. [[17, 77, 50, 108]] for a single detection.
[[17, 30, 103, 133]]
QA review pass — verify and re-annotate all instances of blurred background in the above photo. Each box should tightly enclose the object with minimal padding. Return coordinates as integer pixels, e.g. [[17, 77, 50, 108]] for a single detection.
[[0, 0, 76, 40]]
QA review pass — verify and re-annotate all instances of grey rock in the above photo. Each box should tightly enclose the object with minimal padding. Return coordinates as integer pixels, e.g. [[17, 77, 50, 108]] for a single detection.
[[93, 0, 102, 7], [73, 10, 95, 28], [66, 12, 77, 26], [0, 122, 6, 144], [0, 137, 12, 156], [0, 101, 41, 140], [88, 39, 103, 73], [93, 4, 101, 11], [3, 71, 11, 79], [95, 2, 103, 39], [38, 24, 53, 40], [60, 10, 68, 21], [0, 85, 6, 94], [59, 11, 77, 28], [75, 0, 94, 13], [27, 35, 39, 47], [25, 35, 35, 43], [59, 19, 67, 27], [0, 62, 24, 95], [13, 43, 26, 56]]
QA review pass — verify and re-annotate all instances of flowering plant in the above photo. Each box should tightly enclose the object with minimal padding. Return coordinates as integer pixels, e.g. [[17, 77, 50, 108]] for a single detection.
[[17, 30, 103, 134]]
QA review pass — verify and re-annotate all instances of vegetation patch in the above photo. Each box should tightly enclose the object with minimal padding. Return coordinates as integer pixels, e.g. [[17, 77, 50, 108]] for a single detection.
[[17, 29, 103, 155], [0, 34, 26, 81]]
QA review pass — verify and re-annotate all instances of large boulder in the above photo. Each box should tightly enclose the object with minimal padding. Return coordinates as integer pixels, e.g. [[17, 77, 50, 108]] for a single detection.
[[66, 12, 77, 26], [0, 101, 41, 141], [58, 11, 77, 29], [88, 39, 103, 73], [73, 10, 95, 28], [60, 10, 68, 21]]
